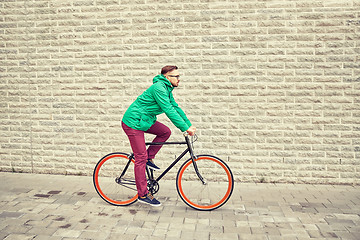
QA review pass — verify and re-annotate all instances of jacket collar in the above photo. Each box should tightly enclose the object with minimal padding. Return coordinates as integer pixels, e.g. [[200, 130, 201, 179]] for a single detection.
[[153, 74, 174, 90]]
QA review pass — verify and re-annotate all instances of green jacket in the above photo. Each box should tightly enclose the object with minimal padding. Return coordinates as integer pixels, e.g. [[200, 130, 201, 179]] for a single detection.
[[122, 75, 192, 132]]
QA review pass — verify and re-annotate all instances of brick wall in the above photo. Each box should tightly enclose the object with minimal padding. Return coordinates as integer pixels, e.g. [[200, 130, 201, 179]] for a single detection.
[[1, 0, 359, 184]]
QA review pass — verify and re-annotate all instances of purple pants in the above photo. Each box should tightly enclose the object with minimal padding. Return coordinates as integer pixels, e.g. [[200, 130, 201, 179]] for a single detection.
[[122, 121, 171, 197]]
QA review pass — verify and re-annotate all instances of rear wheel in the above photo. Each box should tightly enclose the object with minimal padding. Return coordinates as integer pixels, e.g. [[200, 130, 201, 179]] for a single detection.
[[176, 155, 234, 211], [93, 152, 138, 206]]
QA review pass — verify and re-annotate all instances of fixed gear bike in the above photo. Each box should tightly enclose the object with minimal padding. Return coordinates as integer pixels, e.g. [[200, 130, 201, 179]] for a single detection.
[[93, 134, 234, 211]]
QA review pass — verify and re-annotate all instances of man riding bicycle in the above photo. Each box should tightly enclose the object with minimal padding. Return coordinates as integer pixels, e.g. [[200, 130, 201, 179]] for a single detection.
[[122, 65, 196, 207]]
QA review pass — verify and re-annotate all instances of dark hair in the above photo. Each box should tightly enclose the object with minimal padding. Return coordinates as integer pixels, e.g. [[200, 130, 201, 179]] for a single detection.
[[161, 65, 178, 75]]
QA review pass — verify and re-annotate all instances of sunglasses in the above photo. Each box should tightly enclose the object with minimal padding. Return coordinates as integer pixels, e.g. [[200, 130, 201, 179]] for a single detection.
[[168, 75, 180, 79]]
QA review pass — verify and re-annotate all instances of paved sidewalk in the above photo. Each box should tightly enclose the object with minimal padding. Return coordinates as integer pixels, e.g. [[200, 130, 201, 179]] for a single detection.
[[0, 172, 359, 240]]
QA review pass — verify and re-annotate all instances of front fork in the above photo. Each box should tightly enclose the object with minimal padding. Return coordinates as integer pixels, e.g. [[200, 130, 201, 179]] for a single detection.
[[185, 136, 207, 185]]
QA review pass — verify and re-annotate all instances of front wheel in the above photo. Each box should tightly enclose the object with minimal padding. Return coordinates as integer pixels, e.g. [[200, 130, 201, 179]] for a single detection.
[[176, 155, 234, 211]]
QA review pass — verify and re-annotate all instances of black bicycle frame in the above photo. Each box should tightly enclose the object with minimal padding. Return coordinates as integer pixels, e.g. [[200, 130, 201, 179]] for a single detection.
[[123, 135, 203, 183]]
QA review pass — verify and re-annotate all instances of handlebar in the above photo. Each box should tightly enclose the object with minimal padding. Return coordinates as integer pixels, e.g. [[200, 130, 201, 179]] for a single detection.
[[184, 133, 198, 145], [183, 132, 196, 137]]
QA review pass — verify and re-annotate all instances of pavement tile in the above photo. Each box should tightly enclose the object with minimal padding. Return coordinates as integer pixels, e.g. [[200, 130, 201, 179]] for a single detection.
[[3, 234, 36, 240], [78, 230, 110, 240], [334, 231, 359, 240], [165, 229, 181, 238], [27, 226, 57, 236], [268, 237, 295, 240], [137, 236, 164, 240], [106, 233, 136, 240], [0, 211, 23, 219], [52, 229, 82, 238], [238, 234, 268, 240], [185, 230, 210, 239], [32, 236, 62, 240], [152, 228, 168, 238]]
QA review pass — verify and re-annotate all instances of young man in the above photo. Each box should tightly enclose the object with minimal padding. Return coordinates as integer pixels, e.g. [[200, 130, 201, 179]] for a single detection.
[[122, 66, 196, 207]]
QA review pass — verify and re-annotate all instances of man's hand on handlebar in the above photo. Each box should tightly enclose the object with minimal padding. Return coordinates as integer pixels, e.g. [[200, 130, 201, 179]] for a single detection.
[[186, 126, 196, 136]]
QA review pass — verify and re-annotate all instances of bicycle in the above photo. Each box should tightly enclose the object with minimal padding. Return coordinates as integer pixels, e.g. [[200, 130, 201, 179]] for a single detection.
[[93, 134, 234, 211]]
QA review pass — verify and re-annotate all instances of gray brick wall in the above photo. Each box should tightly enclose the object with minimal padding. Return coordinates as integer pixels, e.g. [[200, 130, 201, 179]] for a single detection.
[[1, 0, 359, 184]]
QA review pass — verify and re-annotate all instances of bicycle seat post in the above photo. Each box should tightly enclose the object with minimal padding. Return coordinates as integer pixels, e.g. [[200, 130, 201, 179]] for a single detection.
[[146, 166, 154, 180]]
